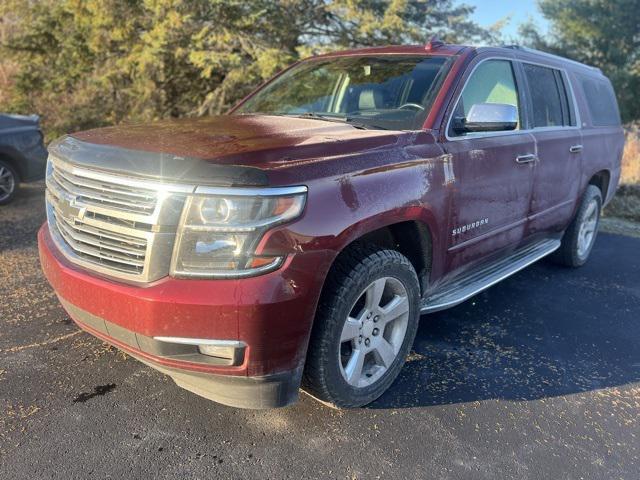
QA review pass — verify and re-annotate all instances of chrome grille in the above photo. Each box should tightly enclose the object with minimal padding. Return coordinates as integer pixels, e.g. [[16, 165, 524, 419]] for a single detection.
[[50, 158, 158, 215], [45, 155, 189, 284], [52, 206, 147, 275]]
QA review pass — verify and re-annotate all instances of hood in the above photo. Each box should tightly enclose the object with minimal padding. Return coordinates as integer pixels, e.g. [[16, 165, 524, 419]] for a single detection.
[[51, 115, 405, 186], [0, 113, 40, 130]]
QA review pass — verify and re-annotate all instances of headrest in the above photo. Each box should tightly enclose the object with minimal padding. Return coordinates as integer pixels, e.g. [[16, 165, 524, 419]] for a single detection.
[[358, 89, 383, 110]]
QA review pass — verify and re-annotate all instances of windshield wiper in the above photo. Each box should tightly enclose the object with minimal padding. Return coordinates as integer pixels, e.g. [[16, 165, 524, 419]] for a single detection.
[[293, 112, 388, 130], [242, 111, 388, 130]]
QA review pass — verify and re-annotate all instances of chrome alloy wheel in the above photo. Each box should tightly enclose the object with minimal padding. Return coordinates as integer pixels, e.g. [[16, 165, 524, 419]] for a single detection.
[[577, 198, 599, 258], [0, 165, 16, 202], [338, 277, 409, 388]]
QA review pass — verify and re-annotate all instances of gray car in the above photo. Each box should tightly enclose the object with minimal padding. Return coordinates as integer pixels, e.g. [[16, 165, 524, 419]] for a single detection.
[[0, 113, 48, 204]]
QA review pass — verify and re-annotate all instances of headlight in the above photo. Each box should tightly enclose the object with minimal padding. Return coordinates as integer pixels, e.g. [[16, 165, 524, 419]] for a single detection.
[[170, 186, 307, 278]]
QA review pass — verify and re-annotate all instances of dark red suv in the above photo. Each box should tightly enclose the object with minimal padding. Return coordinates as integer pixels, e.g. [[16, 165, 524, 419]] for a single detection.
[[38, 42, 624, 408]]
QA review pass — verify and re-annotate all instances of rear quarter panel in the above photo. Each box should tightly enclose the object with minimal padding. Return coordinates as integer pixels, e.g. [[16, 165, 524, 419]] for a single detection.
[[569, 70, 624, 205]]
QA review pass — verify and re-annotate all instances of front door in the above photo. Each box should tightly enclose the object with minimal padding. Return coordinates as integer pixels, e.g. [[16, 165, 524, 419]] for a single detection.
[[441, 57, 536, 277]]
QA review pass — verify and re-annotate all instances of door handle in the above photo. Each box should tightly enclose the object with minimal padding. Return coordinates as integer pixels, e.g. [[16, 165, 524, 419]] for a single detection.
[[569, 144, 583, 153], [515, 154, 537, 164]]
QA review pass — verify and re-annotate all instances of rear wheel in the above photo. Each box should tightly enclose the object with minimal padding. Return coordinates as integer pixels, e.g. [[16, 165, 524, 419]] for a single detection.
[[304, 244, 420, 408], [0, 160, 18, 205], [553, 185, 602, 267]]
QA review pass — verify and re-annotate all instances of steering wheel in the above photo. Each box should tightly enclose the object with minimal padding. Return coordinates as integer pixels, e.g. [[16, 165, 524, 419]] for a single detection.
[[399, 103, 425, 111]]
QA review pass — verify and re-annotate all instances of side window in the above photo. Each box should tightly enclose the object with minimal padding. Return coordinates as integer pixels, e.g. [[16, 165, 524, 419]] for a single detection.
[[449, 60, 520, 137], [579, 75, 621, 126], [556, 70, 576, 126], [522, 63, 573, 128]]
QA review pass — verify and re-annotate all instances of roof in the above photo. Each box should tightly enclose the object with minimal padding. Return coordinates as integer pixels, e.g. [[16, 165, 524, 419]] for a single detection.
[[499, 45, 601, 73], [313, 44, 468, 59], [309, 42, 601, 75]]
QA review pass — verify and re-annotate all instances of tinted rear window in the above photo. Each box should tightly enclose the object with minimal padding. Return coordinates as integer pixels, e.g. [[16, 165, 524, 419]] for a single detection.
[[579, 75, 620, 126], [523, 63, 571, 128]]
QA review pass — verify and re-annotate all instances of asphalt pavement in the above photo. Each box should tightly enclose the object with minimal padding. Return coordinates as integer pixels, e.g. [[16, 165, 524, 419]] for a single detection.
[[1, 183, 639, 479]]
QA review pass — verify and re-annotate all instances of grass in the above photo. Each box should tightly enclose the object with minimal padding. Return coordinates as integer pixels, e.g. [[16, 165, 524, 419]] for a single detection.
[[604, 125, 640, 222], [605, 184, 640, 222], [620, 124, 640, 184]]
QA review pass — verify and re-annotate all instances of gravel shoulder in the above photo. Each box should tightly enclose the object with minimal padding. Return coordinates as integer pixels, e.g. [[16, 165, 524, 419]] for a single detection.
[[600, 216, 640, 238]]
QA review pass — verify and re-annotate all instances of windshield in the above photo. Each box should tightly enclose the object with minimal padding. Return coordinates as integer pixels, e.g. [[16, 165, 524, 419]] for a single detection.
[[236, 55, 452, 130]]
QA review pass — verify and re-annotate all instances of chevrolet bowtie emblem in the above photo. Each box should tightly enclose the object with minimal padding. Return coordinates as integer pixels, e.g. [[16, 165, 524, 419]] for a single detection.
[[58, 197, 86, 220]]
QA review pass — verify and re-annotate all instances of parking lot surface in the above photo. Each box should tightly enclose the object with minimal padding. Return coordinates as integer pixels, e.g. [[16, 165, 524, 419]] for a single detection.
[[1, 184, 639, 479]]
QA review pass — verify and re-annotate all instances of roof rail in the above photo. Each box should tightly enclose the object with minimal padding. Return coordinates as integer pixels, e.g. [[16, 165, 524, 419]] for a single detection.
[[502, 45, 601, 72]]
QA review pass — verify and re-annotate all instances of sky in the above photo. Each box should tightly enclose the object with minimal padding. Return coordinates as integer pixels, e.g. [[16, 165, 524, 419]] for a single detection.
[[463, 0, 550, 41]]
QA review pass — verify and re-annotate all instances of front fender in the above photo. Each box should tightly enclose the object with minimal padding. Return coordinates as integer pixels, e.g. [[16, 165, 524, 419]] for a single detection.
[[260, 147, 451, 282]]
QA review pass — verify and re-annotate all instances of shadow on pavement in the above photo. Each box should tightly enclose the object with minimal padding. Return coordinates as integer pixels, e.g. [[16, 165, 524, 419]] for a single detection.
[[371, 233, 640, 409]]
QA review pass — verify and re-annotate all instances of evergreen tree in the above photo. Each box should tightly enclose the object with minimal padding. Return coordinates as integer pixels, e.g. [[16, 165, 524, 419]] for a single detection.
[[0, 0, 494, 138], [520, 0, 640, 123]]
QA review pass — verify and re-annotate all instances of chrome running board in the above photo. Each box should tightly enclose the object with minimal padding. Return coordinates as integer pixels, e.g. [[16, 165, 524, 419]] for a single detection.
[[420, 238, 561, 314]]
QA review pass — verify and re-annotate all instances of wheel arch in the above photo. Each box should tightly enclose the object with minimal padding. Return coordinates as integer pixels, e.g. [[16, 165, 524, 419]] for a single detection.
[[354, 221, 432, 295], [327, 215, 436, 297], [588, 169, 611, 202], [0, 146, 25, 181]]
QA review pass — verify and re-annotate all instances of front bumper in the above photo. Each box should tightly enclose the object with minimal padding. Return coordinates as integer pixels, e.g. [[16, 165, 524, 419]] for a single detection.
[[38, 224, 331, 408]]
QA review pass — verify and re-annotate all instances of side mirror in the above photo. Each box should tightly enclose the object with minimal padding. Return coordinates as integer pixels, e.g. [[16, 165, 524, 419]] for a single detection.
[[453, 103, 518, 134]]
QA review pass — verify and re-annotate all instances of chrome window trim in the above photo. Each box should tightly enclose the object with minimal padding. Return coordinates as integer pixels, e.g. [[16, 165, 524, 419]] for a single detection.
[[444, 56, 582, 142]]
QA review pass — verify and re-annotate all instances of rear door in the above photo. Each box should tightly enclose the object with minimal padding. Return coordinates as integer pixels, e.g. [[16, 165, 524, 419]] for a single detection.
[[441, 57, 537, 275], [520, 62, 582, 235]]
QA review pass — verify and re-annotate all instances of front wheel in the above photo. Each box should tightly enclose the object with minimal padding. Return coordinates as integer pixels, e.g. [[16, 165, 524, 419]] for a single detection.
[[553, 185, 602, 267], [303, 244, 420, 408]]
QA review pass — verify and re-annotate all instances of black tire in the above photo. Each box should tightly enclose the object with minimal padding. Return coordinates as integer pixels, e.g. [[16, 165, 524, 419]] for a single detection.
[[553, 185, 602, 267], [0, 159, 19, 205], [303, 243, 420, 408]]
